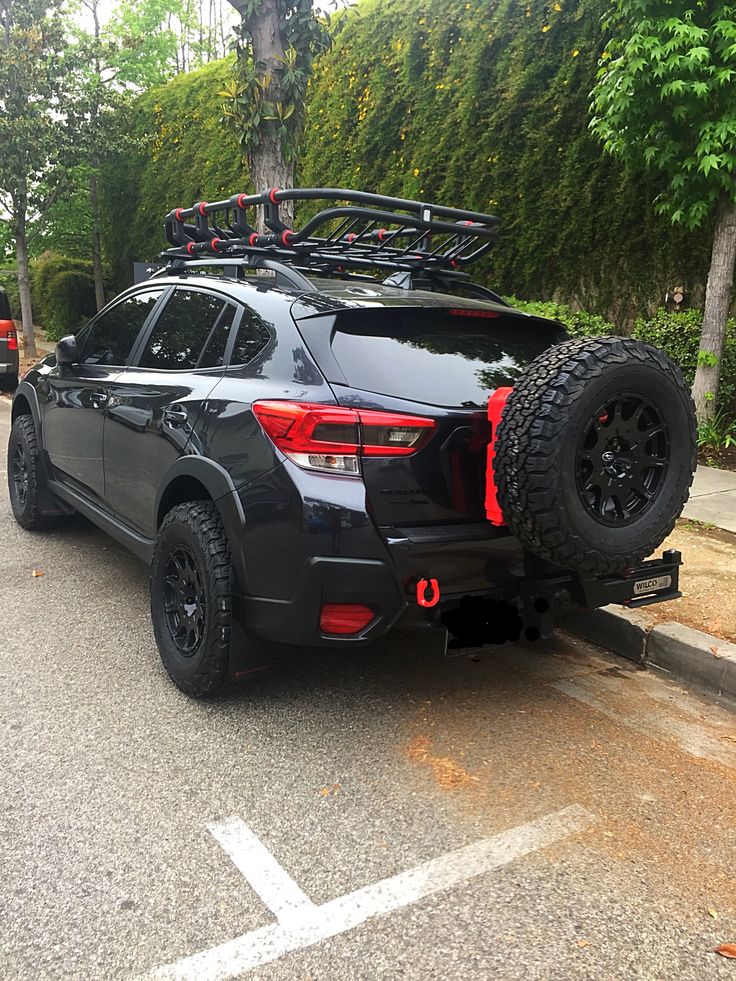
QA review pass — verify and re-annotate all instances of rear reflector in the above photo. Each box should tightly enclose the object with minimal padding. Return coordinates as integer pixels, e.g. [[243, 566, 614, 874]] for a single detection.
[[320, 603, 375, 635], [253, 401, 435, 475]]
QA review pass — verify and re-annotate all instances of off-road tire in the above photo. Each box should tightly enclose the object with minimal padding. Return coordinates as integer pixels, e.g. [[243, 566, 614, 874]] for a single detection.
[[8, 414, 58, 530], [494, 336, 697, 576], [150, 501, 233, 697]]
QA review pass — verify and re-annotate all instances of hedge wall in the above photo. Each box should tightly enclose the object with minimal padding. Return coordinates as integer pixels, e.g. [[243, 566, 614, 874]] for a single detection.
[[101, 0, 712, 324]]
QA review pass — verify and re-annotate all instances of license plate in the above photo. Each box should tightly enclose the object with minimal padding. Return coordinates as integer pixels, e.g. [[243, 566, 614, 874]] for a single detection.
[[633, 575, 672, 596]]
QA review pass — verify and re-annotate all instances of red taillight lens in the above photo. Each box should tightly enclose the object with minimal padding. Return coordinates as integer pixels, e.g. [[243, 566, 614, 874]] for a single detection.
[[0, 320, 17, 350], [320, 603, 375, 635], [252, 401, 435, 475], [7, 330, 18, 351]]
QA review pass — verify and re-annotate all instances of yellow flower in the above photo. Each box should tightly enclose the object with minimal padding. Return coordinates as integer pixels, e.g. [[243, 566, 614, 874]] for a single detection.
[[553, 2, 561, 10], [572, 49, 579, 57], [413, 167, 420, 177], [542, 25, 550, 33]]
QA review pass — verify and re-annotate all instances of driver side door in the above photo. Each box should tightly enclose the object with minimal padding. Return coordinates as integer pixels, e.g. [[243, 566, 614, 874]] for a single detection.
[[41, 288, 166, 504]]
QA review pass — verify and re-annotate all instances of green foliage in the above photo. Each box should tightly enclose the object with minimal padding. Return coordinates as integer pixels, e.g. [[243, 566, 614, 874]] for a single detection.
[[633, 308, 736, 413], [591, 1, 736, 228], [300, 0, 710, 320], [222, 0, 332, 166], [30, 252, 96, 339], [697, 408, 736, 450], [505, 298, 615, 338], [100, 58, 246, 292]]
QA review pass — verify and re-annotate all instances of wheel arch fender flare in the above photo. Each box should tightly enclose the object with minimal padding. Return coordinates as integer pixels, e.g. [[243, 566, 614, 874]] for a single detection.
[[155, 456, 248, 590], [11, 382, 42, 431]]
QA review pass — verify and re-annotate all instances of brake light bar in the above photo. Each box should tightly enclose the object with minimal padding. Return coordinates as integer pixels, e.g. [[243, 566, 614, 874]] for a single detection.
[[253, 401, 436, 475], [448, 308, 500, 318]]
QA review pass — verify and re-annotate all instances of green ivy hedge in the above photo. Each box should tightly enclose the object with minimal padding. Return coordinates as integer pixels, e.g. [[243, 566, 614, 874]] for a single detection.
[[509, 297, 736, 414], [31, 251, 97, 340]]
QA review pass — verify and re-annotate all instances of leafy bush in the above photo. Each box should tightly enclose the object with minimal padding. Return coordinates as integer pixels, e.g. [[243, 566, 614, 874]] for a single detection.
[[696, 408, 736, 450], [506, 297, 615, 337], [31, 251, 97, 340], [632, 308, 736, 414]]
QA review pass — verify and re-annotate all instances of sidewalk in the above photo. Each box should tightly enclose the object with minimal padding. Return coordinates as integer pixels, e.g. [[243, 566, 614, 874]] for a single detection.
[[684, 465, 736, 533]]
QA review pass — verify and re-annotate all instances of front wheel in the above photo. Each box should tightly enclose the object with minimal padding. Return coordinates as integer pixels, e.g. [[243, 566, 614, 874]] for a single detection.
[[150, 501, 233, 697], [8, 414, 56, 530]]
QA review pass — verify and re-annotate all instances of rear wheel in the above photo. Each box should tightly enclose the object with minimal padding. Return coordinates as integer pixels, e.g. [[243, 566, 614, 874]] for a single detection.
[[8, 415, 57, 530], [494, 336, 697, 576], [150, 501, 233, 697]]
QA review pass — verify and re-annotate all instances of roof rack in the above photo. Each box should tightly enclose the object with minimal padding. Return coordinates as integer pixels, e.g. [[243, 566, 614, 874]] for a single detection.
[[161, 187, 499, 282]]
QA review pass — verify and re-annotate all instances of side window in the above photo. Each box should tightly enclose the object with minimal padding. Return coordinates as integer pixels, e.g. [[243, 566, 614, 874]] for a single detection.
[[198, 304, 237, 369], [230, 308, 272, 366], [139, 289, 226, 370], [82, 290, 164, 366]]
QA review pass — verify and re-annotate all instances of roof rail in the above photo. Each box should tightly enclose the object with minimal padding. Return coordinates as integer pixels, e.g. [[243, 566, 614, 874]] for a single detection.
[[161, 187, 499, 279]]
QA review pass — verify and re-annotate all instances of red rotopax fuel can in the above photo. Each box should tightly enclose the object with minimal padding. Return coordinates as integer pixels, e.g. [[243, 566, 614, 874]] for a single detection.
[[485, 387, 513, 526]]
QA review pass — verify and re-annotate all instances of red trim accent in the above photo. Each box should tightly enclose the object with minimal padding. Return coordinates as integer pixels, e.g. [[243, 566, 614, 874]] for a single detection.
[[460, 220, 474, 226], [485, 387, 513, 526], [320, 603, 375, 635], [269, 188, 280, 203], [416, 579, 440, 609], [450, 259, 458, 268], [174, 208, 185, 221], [210, 238, 222, 252], [249, 233, 259, 246], [377, 228, 388, 242], [186, 242, 196, 255], [198, 202, 208, 215], [282, 229, 294, 245], [346, 233, 356, 243], [236, 194, 249, 208]]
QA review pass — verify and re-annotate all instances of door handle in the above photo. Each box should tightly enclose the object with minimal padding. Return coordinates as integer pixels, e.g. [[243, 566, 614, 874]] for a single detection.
[[91, 389, 108, 408], [164, 406, 188, 428]]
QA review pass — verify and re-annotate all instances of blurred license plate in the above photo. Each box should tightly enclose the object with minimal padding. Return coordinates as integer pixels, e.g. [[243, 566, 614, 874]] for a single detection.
[[633, 575, 672, 595]]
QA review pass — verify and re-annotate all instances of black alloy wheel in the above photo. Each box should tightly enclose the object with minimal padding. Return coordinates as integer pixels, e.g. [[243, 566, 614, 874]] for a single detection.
[[163, 544, 207, 655], [11, 439, 29, 509], [576, 393, 669, 525]]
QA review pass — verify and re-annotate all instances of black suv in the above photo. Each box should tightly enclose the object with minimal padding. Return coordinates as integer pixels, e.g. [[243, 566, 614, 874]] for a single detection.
[[7, 189, 697, 695]]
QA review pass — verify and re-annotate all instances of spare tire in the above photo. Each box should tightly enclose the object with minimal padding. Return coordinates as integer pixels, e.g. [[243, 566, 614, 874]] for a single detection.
[[494, 336, 697, 576]]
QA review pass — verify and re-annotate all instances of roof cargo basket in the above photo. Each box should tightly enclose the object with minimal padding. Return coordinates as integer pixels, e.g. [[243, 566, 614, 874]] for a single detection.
[[161, 188, 499, 283]]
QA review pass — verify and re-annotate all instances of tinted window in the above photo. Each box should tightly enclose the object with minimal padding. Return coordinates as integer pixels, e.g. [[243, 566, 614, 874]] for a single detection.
[[322, 308, 563, 407], [231, 309, 271, 366], [199, 304, 237, 369], [139, 289, 229, 370], [0, 291, 11, 320], [82, 290, 164, 366]]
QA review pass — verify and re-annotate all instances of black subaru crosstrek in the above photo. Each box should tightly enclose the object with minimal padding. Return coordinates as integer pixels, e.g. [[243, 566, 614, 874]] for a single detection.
[[7, 189, 697, 696]]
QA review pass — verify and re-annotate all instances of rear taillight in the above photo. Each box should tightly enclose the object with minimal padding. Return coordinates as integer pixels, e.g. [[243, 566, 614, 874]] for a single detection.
[[252, 401, 436, 475], [7, 330, 17, 352], [320, 603, 375, 635], [0, 320, 17, 350]]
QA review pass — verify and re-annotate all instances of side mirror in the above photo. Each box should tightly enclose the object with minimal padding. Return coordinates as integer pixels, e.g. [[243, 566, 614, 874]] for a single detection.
[[56, 335, 79, 366]]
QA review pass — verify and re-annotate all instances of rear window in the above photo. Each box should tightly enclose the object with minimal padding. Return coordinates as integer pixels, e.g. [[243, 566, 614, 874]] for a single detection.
[[322, 308, 563, 407], [0, 291, 11, 320]]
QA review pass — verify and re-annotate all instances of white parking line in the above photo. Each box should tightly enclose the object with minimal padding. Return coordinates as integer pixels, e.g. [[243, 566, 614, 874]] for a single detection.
[[209, 818, 316, 926], [144, 804, 594, 981]]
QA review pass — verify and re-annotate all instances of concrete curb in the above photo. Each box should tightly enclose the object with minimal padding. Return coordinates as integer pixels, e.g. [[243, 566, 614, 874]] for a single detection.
[[562, 605, 736, 704]]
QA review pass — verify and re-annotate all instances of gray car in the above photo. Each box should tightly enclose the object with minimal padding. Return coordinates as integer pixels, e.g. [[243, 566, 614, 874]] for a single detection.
[[0, 288, 18, 389]]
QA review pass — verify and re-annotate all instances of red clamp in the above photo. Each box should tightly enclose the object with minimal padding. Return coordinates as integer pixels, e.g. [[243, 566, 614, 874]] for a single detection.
[[485, 387, 513, 526], [416, 578, 440, 608]]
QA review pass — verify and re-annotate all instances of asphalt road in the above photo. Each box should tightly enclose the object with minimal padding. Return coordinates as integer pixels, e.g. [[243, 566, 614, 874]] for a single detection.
[[2, 398, 736, 981]]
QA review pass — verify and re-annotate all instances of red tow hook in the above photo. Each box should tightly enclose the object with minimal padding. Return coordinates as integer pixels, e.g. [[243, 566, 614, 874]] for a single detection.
[[416, 578, 440, 608]]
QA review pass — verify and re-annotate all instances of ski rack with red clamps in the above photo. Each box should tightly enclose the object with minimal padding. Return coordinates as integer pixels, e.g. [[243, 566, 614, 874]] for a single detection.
[[162, 187, 499, 280]]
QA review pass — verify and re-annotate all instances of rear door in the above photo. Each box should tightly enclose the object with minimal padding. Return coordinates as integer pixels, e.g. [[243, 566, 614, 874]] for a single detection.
[[104, 286, 240, 536], [42, 288, 165, 503], [295, 304, 563, 527]]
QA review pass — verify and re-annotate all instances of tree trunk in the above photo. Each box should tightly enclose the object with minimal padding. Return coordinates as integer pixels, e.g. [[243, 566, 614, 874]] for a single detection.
[[245, 0, 295, 229], [14, 216, 37, 360], [89, 168, 106, 311], [692, 194, 736, 424]]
